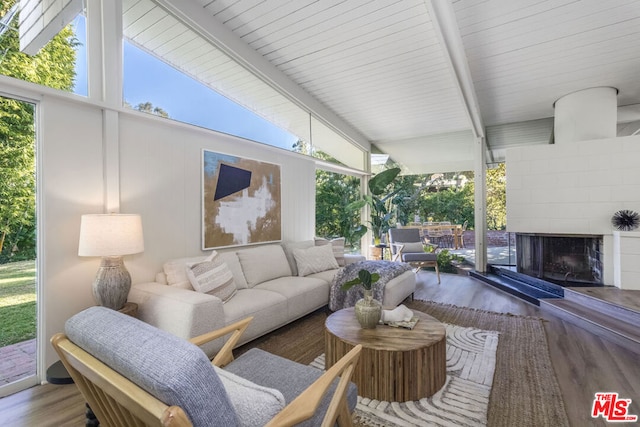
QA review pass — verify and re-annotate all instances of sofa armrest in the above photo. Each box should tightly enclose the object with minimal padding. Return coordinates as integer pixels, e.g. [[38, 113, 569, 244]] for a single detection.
[[344, 254, 366, 264], [128, 282, 226, 357]]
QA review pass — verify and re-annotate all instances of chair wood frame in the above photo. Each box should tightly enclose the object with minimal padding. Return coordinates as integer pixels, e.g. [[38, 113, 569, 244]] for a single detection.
[[390, 242, 441, 284], [52, 317, 362, 427]]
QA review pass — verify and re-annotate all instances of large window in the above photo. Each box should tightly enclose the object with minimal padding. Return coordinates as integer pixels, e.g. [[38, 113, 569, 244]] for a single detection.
[[315, 169, 363, 252], [121, 0, 366, 170], [123, 42, 298, 149], [0, 1, 86, 96]]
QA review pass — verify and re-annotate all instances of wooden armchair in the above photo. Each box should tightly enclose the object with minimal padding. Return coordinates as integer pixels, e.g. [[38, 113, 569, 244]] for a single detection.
[[52, 306, 361, 427], [388, 227, 440, 283]]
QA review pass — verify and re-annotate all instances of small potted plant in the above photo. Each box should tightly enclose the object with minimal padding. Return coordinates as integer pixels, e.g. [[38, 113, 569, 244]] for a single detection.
[[341, 269, 382, 328]]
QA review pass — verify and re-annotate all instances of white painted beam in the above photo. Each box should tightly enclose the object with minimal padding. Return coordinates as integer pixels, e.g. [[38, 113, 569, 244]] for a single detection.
[[474, 136, 487, 273], [425, 0, 484, 140], [19, 0, 83, 55]]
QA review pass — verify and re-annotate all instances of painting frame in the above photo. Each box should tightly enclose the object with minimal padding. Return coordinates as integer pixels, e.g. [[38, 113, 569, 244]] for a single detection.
[[202, 149, 282, 250]]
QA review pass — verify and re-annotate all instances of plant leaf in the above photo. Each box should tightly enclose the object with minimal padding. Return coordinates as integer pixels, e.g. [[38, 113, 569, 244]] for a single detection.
[[368, 167, 401, 196]]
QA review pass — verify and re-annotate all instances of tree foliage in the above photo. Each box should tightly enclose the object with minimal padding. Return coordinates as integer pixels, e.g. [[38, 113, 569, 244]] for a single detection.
[[485, 163, 506, 230], [315, 169, 363, 249], [130, 101, 170, 118], [0, 0, 78, 261]]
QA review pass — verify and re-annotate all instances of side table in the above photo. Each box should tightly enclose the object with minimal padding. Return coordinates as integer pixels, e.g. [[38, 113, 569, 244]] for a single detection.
[[118, 302, 138, 318]]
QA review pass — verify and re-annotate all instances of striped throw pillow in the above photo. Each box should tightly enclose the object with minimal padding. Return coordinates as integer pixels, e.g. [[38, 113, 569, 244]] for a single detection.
[[186, 251, 237, 302]]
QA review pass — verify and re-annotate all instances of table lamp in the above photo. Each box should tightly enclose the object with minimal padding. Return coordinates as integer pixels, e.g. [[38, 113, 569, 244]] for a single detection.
[[78, 214, 144, 310]]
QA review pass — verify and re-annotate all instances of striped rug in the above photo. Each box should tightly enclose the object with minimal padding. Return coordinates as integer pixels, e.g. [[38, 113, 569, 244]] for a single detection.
[[310, 323, 499, 427]]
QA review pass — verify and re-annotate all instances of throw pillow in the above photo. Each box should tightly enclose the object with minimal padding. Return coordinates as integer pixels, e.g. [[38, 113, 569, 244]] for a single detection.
[[186, 251, 237, 302], [163, 255, 209, 286], [397, 242, 425, 253], [315, 237, 346, 266], [214, 366, 285, 427], [282, 240, 315, 276], [294, 244, 339, 276]]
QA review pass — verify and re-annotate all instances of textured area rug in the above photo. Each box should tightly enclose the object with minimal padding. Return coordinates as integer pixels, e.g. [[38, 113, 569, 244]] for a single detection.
[[310, 322, 499, 426], [235, 300, 570, 427]]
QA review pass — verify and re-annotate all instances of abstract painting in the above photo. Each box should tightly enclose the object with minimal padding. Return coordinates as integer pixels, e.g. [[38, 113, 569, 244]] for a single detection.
[[202, 150, 281, 249]]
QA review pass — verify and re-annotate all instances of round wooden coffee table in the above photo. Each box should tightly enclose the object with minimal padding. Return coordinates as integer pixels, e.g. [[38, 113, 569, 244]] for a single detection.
[[325, 307, 446, 402]]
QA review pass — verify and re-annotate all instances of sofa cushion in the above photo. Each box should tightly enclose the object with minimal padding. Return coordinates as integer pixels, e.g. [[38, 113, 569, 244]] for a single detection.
[[237, 245, 292, 287], [225, 348, 358, 427], [306, 268, 340, 283], [214, 366, 285, 427], [65, 306, 239, 427], [294, 244, 339, 276], [315, 237, 346, 266], [281, 240, 315, 276], [218, 251, 248, 289], [255, 277, 329, 319], [223, 289, 289, 344], [186, 251, 237, 302]]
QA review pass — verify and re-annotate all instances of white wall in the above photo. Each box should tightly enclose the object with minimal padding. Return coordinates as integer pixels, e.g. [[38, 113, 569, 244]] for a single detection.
[[506, 135, 640, 287], [21, 85, 316, 371], [118, 112, 317, 283], [39, 95, 105, 369]]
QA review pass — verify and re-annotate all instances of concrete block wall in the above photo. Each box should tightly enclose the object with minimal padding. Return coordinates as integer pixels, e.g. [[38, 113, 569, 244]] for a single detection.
[[506, 135, 640, 236], [506, 134, 640, 288]]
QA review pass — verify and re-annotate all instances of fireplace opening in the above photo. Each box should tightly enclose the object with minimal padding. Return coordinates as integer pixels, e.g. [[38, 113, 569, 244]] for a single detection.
[[516, 233, 603, 287]]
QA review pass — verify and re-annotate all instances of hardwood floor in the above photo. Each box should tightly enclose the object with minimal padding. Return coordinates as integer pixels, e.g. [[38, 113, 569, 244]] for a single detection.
[[1, 271, 639, 426], [415, 271, 640, 427]]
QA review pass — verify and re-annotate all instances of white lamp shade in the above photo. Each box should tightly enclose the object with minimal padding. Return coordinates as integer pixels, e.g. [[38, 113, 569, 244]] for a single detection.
[[78, 214, 144, 257]]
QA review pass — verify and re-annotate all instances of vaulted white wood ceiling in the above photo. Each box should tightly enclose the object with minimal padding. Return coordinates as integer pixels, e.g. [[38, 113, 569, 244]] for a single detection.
[[124, 0, 640, 174]]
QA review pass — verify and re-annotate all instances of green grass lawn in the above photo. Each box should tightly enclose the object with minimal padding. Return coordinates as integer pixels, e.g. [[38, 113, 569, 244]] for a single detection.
[[0, 260, 36, 347]]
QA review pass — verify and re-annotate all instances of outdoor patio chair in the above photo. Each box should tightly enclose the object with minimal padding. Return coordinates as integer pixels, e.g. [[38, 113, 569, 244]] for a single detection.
[[388, 228, 440, 283], [51, 306, 362, 427]]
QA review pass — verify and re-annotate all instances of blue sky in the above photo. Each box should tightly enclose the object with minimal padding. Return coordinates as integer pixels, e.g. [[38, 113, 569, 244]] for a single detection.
[[72, 16, 298, 151]]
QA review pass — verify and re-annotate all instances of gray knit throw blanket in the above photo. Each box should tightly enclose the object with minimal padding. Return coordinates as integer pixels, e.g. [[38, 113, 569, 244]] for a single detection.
[[328, 260, 412, 311]]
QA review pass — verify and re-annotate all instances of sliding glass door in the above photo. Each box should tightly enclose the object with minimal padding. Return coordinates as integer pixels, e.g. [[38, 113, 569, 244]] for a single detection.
[[0, 95, 38, 397]]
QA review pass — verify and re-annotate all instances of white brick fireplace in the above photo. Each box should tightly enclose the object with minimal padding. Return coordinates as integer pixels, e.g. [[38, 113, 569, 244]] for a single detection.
[[506, 87, 640, 290]]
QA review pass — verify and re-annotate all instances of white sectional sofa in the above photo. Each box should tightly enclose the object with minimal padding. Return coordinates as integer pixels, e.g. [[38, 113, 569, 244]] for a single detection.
[[128, 240, 416, 357]]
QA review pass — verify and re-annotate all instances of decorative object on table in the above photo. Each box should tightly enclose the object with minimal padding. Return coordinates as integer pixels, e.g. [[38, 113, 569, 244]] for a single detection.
[[78, 214, 144, 310], [341, 268, 382, 328], [202, 150, 281, 249], [380, 304, 419, 329], [611, 209, 640, 231]]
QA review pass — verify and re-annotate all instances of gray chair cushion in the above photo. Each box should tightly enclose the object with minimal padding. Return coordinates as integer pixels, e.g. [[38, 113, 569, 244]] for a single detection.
[[225, 348, 358, 427], [402, 252, 437, 262], [388, 228, 423, 255], [65, 306, 239, 427]]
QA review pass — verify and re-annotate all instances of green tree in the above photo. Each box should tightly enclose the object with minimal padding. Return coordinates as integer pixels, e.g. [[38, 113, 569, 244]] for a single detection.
[[133, 102, 169, 118], [0, 0, 78, 259], [486, 163, 506, 230], [315, 170, 363, 249]]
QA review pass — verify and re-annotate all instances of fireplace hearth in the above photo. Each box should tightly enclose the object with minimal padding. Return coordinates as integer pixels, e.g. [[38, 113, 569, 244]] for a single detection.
[[516, 233, 604, 287]]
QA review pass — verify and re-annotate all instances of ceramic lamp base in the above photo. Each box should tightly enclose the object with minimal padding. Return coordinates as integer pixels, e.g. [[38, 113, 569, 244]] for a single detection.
[[93, 256, 131, 310]]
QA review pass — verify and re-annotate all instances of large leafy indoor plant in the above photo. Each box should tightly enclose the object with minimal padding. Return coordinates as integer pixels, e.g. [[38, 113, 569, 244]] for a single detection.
[[348, 167, 402, 245]]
